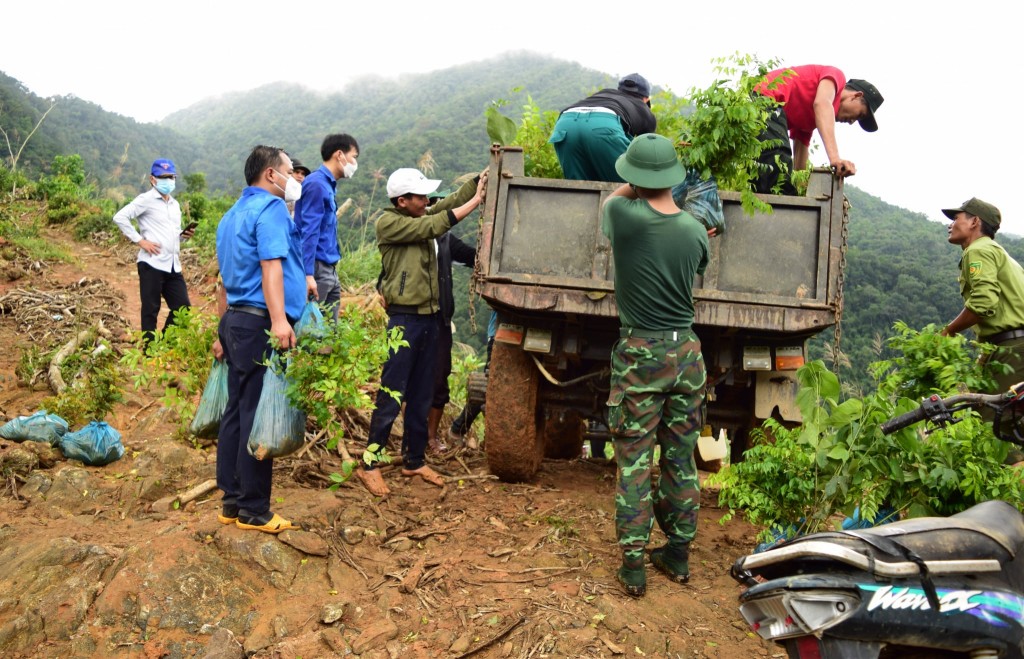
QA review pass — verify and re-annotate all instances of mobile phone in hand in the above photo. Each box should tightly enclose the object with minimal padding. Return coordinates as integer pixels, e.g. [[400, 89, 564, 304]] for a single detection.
[[180, 221, 198, 235]]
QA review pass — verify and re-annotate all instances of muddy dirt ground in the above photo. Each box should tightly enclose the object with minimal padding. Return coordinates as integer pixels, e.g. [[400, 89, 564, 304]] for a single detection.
[[0, 216, 777, 658]]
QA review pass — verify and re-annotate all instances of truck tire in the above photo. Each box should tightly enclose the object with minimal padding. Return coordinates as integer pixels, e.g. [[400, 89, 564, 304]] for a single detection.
[[485, 342, 543, 481], [542, 411, 585, 460]]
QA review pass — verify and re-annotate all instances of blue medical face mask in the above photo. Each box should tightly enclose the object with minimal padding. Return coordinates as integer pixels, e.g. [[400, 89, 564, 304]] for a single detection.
[[155, 178, 176, 195]]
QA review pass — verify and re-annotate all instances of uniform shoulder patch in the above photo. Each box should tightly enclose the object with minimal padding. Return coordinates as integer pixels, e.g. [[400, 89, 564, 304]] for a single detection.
[[969, 261, 982, 277]]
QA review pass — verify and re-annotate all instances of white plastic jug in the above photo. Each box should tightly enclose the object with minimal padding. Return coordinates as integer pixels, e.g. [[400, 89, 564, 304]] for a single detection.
[[697, 428, 728, 462]]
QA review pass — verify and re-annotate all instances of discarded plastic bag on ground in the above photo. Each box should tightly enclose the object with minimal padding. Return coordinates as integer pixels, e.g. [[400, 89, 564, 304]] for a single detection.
[[672, 170, 725, 234], [59, 421, 125, 466], [295, 300, 327, 340], [189, 359, 229, 439], [248, 355, 306, 460], [0, 410, 70, 446]]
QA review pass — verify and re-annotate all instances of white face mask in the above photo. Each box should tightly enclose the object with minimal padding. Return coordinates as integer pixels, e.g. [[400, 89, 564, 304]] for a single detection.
[[343, 160, 358, 179], [273, 169, 302, 203]]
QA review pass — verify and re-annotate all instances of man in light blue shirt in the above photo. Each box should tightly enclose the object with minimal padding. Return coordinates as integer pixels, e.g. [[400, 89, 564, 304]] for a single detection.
[[293, 133, 359, 318], [112, 158, 193, 346]]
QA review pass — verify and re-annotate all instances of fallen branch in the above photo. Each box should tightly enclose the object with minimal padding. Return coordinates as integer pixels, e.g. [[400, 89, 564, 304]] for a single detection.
[[48, 327, 94, 394], [455, 615, 526, 658], [399, 554, 427, 593], [178, 478, 218, 507]]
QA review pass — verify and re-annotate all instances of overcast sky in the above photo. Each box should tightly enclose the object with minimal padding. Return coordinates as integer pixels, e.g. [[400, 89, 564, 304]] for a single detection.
[[2, 1, 1018, 235]]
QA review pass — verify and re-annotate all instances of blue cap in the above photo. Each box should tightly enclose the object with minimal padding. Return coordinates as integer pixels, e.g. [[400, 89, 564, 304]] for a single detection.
[[151, 158, 176, 177]]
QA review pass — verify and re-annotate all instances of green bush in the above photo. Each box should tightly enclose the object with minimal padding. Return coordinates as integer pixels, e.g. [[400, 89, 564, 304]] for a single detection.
[[120, 306, 219, 436], [284, 302, 407, 484], [43, 340, 124, 426], [710, 323, 1023, 543]]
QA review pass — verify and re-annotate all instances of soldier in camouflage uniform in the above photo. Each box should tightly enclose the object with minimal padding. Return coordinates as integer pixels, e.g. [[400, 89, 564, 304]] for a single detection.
[[601, 133, 710, 597]]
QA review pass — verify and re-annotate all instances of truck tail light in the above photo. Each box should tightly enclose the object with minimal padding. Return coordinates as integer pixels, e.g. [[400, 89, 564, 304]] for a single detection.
[[494, 323, 524, 345], [775, 346, 805, 370]]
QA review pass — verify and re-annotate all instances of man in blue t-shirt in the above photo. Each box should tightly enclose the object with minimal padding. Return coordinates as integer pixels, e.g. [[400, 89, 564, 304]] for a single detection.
[[214, 145, 314, 534], [293, 133, 359, 318]]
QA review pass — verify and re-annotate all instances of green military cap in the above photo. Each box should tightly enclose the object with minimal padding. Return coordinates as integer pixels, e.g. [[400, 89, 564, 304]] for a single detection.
[[942, 197, 1002, 229]]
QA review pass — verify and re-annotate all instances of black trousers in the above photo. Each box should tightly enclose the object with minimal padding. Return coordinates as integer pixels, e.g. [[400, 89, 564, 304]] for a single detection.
[[138, 261, 191, 343], [753, 106, 798, 196], [367, 312, 440, 471], [217, 311, 275, 518]]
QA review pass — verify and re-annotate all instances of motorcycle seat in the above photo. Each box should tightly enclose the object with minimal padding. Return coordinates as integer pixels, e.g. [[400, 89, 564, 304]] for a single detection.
[[815, 500, 1024, 564]]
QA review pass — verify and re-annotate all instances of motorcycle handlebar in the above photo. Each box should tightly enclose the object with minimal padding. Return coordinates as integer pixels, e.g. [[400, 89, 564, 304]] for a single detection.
[[880, 391, 1018, 435]]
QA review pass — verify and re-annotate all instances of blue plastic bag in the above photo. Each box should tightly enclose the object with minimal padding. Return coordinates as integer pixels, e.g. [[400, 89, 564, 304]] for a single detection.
[[190, 359, 229, 439], [248, 356, 306, 460], [0, 410, 70, 446], [295, 300, 327, 340], [59, 421, 125, 466], [671, 170, 725, 234]]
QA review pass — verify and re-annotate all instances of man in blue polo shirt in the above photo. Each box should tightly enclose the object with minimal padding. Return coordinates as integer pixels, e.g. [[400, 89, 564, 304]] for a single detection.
[[293, 133, 360, 318], [214, 145, 314, 534]]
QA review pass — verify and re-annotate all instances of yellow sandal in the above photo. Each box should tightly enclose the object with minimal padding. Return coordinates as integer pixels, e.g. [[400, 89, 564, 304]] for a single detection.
[[235, 513, 297, 534]]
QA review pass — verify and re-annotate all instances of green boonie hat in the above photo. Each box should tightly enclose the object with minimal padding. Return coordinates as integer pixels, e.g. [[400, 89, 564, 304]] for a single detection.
[[614, 133, 686, 189], [941, 197, 1002, 229]]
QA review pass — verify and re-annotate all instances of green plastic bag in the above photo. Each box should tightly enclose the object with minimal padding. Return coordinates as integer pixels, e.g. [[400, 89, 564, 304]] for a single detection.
[[247, 355, 306, 460], [190, 359, 229, 439]]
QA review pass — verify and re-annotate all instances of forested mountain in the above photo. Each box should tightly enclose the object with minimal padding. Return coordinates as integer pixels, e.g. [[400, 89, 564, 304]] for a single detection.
[[3, 54, 1021, 395], [0, 72, 201, 200]]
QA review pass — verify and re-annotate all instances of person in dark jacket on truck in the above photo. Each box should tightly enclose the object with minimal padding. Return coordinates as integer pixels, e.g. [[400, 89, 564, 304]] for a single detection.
[[357, 167, 488, 498], [548, 73, 657, 182]]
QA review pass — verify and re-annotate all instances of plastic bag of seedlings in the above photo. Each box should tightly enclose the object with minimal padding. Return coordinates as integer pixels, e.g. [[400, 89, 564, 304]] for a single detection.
[[189, 359, 229, 439], [247, 355, 306, 460], [0, 410, 70, 446], [59, 421, 125, 466]]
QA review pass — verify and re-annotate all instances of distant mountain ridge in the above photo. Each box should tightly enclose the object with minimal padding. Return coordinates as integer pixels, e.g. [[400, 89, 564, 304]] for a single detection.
[[5, 54, 1024, 393]]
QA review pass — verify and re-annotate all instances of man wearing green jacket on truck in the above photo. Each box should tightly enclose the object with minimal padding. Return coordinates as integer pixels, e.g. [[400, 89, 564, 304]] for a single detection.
[[357, 167, 488, 497]]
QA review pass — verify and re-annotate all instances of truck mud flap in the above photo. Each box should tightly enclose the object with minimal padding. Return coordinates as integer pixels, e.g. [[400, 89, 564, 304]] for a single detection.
[[754, 371, 802, 423]]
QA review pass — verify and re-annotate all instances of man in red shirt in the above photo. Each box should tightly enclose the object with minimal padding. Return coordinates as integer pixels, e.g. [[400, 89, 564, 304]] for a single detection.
[[753, 65, 883, 195]]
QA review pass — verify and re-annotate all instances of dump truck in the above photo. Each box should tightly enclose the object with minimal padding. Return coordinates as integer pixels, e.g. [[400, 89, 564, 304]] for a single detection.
[[472, 145, 848, 482]]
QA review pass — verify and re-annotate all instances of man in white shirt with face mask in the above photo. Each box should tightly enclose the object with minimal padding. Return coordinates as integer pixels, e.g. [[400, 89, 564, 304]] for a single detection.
[[112, 158, 193, 347]]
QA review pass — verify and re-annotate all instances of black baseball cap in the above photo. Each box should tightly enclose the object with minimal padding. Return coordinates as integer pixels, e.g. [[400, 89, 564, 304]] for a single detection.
[[845, 79, 883, 132]]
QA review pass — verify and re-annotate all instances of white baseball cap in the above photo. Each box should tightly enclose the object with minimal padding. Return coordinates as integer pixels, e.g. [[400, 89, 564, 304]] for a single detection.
[[386, 168, 442, 198]]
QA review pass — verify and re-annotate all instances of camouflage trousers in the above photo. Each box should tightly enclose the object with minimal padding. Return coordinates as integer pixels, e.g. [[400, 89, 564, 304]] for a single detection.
[[607, 332, 706, 561]]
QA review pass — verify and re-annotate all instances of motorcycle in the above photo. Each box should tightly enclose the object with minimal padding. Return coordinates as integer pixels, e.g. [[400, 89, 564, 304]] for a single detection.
[[730, 384, 1024, 658]]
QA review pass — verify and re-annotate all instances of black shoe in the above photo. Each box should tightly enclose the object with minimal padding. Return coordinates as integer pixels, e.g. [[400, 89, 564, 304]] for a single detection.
[[650, 544, 690, 584], [616, 557, 647, 598]]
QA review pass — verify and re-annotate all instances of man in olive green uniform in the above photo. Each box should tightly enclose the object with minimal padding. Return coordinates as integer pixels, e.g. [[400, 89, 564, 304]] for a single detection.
[[601, 134, 710, 597], [941, 197, 1024, 400]]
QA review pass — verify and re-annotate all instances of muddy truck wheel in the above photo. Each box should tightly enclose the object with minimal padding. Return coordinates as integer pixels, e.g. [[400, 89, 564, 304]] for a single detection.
[[485, 341, 543, 481], [542, 410, 585, 460]]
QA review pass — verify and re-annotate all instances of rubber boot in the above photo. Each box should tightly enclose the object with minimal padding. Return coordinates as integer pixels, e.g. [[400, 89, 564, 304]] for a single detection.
[[650, 542, 690, 584], [616, 554, 646, 598], [426, 406, 446, 453]]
